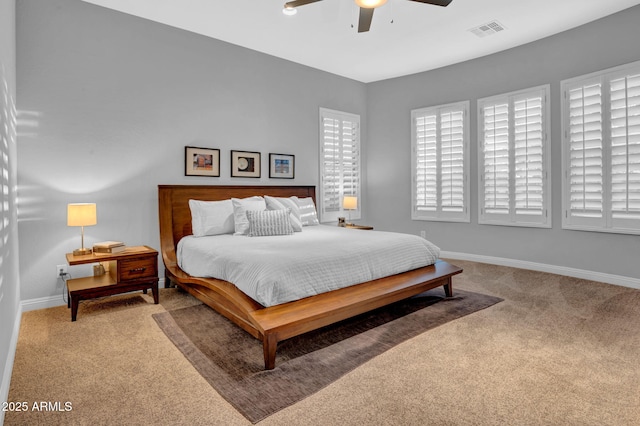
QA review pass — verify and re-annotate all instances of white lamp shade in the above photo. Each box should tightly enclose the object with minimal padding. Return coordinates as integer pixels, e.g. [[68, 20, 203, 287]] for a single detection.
[[343, 196, 358, 210], [354, 0, 387, 8], [67, 203, 97, 227]]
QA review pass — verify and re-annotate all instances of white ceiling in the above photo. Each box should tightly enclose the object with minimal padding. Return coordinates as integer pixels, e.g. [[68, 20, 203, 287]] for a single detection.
[[81, 0, 640, 83]]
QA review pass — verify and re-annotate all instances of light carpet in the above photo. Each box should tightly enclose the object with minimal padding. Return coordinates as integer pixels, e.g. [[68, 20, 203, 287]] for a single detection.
[[153, 288, 502, 423]]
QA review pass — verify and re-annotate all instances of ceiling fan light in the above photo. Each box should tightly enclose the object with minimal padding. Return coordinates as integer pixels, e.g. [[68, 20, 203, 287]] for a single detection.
[[283, 5, 297, 16], [354, 0, 387, 8]]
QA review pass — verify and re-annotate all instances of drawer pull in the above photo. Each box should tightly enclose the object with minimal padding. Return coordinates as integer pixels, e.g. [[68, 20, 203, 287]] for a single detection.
[[129, 267, 146, 274]]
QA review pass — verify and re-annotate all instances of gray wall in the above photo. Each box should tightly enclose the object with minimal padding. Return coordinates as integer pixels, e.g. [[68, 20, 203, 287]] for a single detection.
[[366, 6, 640, 279], [0, 0, 20, 415], [16, 0, 367, 301], [14, 0, 640, 308]]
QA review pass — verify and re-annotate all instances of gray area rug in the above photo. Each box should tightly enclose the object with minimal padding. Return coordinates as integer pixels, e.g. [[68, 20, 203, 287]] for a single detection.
[[153, 288, 502, 423]]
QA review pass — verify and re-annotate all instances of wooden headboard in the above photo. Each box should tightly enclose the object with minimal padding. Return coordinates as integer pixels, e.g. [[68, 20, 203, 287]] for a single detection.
[[158, 185, 316, 270]]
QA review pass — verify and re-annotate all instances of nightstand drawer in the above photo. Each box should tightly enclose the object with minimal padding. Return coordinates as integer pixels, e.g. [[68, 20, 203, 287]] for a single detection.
[[119, 257, 157, 281]]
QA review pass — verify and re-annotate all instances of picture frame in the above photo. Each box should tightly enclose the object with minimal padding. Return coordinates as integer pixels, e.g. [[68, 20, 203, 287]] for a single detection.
[[185, 146, 220, 177], [269, 153, 295, 179], [231, 150, 261, 178]]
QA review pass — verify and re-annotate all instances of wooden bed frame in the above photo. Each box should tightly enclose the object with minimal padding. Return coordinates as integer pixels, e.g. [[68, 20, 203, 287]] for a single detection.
[[158, 184, 463, 370]]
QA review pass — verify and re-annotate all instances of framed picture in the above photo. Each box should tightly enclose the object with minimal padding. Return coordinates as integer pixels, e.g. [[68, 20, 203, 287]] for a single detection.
[[185, 146, 220, 177], [231, 150, 261, 178], [269, 153, 295, 179]]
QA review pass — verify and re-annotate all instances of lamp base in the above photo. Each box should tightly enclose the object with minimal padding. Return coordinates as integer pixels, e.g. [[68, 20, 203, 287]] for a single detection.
[[73, 247, 93, 256]]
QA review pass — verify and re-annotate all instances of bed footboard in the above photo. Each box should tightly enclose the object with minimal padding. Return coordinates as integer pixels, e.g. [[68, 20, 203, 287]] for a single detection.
[[254, 260, 461, 369]]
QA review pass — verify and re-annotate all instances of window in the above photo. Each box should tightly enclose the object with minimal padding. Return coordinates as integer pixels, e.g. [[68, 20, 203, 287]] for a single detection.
[[562, 61, 640, 234], [319, 108, 361, 223], [411, 101, 470, 222], [478, 85, 551, 227]]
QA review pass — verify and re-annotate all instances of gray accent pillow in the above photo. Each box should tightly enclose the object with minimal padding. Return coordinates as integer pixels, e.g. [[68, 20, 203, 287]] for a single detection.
[[246, 208, 294, 237]]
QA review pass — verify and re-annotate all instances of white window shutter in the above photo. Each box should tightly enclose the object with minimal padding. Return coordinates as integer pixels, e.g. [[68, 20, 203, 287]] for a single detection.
[[513, 93, 546, 221], [562, 60, 640, 234], [440, 110, 466, 214], [414, 114, 438, 212], [321, 115, 342, 215], [481, 102, 510, 216], [479, 85, 550, 227], [341, 118, 360, 200], [411, 101, 469, 222], [566, 81, 604, 226], [319, 108, 361, 223], [610, 73, 640, 226]]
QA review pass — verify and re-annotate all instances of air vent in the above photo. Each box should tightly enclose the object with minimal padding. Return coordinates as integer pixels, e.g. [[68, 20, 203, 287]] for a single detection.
[[469, 20, 506, 38]]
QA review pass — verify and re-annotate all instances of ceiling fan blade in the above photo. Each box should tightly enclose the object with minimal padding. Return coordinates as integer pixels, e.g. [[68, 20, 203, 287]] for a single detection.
[[284, 0, 323, 8], [358, 7, 374, 33], [408, 0, 453, 6]]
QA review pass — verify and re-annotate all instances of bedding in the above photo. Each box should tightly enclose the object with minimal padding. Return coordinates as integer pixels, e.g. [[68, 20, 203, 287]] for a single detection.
[[264, 195, 303, 231], [231, 196, 267, 235], [189, 199, 235, 237], [177, 225, 441, 307], [295, 196, 319, 226]]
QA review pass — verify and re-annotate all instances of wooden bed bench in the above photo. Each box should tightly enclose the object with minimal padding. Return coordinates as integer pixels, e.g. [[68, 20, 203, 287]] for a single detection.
[[159, 184, 463, 369]]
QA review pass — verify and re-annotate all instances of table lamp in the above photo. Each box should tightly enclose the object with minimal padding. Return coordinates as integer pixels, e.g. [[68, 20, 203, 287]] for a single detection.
[[68, 203, 97, 255], [343, 196, 357, 225]]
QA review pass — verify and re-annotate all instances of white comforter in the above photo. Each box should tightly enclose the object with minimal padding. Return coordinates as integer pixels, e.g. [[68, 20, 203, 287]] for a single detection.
[[177, 225, 440, 307]]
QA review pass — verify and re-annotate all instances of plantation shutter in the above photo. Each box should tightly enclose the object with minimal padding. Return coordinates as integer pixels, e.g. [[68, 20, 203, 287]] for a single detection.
[[414, 114, 438, 212], [514, 93, 546, 218], [411, 102, 469, 222], [321, 115, 342, 214], [319, 108, 361, 223], [479, 85, 550, 226], [610, 72, 640, 225], [441, 110, 466, 214], [481, 102, 510, 216], [562, 61, 640, 234], [341, 117, 360, 200], [566, 80, 604, 227]]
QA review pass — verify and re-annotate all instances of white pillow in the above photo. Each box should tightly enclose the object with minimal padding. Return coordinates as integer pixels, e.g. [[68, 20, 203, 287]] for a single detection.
[[231, 196, 267, 235], [189, 199, 234, 237], [264, 195, 302, 232], [295, 197, 319, 226], [246, 209, 294, 237]]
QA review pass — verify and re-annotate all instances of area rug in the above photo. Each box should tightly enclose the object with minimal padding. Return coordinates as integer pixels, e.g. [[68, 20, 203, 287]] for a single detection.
[[153, 288, 502, 423]]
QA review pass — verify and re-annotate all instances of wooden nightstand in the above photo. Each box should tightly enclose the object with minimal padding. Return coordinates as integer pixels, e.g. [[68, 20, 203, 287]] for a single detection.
[[345, 224, 374, 230], [65, 245, 159, 321]]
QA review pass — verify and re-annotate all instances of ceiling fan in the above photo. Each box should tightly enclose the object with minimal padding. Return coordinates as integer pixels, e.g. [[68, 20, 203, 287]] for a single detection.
[[283, 0, 453, 33]]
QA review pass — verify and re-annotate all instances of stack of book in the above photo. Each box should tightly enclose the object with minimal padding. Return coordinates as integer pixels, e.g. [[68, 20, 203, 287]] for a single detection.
[[93, 241, 126, 254]]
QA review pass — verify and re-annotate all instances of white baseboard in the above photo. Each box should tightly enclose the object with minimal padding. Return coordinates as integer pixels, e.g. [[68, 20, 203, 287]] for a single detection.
[[20, 278, 168, 312], [440, 251, 640, 290], [1, 304, 22, 426], [21, 294, 67, 312]]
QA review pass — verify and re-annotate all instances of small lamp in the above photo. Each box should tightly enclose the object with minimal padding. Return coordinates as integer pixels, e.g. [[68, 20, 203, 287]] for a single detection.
[[343, 196, 358, 225], [68, 203, 97, 255]]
